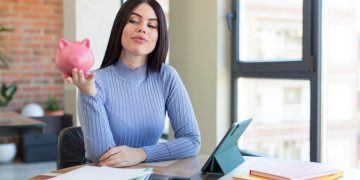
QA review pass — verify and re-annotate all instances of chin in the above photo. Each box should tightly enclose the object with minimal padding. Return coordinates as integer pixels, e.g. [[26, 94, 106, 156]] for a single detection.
[[129, 49, 153, 56]]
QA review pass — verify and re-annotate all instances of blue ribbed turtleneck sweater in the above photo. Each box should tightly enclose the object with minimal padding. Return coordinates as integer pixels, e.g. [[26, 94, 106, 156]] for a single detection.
[[78, 60, 201, 162]]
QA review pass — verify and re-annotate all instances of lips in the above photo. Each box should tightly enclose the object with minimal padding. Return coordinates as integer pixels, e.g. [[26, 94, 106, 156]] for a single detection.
[[132, 36, 147, 43]]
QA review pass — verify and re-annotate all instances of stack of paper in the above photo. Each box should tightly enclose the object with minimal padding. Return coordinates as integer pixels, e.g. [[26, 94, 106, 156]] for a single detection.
[[233, 159, 343, 180], [249, 160, 341, 180], [233, 171, 344, 180], [51, 166, 152, 180]]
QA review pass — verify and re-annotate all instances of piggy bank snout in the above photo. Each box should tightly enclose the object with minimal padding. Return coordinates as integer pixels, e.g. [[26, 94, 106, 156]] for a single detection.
[[70, 56, 81, 67]]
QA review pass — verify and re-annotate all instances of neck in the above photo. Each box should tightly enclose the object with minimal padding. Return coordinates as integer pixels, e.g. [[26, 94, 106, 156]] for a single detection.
[[120, 52, 147, 69]]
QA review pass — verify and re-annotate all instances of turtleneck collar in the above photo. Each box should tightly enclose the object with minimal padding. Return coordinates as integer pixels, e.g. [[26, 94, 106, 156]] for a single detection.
[[113, 59, 147, 82]]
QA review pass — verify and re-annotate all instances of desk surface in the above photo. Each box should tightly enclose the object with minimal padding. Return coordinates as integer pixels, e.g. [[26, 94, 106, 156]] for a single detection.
[[30, 155, 210, 180], [0, 111, 45, 128], [30, 155, 360, 180]]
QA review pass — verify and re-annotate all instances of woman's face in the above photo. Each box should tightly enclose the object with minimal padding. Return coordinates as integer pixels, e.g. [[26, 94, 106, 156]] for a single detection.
[[121, 3, 159, 57]]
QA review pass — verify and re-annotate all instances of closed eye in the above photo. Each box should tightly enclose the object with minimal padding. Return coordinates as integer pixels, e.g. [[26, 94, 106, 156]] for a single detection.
[[129, 19, 140, 24], [148, 24, 157, 29]]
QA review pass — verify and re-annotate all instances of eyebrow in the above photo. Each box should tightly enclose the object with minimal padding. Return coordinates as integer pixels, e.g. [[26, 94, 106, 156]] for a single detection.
[[130, 12, 158, 21]]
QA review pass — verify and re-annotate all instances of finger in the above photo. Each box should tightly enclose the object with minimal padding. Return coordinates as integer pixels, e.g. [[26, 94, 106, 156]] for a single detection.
[[78, 69, 85, 83], [104, 151, 125, 163], [101, 151, 122, 164], [99, 147, 116, 162], [100, 146, 127, 162], [65, 77, 73, 84], [102, 158, 127, 167], [99, 148, 111, 162], [72, 68, 79, 81], [101, 158, 118, 167], [113, 161, 130, 168]]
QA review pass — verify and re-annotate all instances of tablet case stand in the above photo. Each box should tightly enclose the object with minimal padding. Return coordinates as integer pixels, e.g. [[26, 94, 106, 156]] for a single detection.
[[201, 119, 251, 175], [202, 146, 244, 175]]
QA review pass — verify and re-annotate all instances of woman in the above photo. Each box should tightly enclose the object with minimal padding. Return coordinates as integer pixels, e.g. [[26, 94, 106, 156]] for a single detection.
[[65, 0, 201, 168]]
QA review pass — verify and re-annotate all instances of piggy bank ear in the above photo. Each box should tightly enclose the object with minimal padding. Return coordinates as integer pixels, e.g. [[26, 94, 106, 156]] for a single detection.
[[81, 38, 90, 48], [59, 39, 70, 49]]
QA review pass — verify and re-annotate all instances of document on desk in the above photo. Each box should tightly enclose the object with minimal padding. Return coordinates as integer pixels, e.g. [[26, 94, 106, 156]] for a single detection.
[[50, 166, 152, 180]]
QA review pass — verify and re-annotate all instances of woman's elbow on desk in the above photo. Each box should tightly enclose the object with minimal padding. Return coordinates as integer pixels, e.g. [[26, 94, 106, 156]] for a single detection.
[[180, 136, 201, 158], [192, 136, 201, 155], [85, 144, 113, 163]]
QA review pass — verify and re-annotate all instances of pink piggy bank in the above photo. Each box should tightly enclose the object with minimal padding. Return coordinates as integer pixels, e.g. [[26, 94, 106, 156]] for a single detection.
[[55, 38, 94, 77]]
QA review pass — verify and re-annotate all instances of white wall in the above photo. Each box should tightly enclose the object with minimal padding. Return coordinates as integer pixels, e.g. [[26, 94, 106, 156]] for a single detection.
[[63, 0, 120, 125], [169, 0, 231, 154]]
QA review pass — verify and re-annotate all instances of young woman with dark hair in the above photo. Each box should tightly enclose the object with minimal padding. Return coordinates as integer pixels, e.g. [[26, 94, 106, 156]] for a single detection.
[[65, 0, 201, 167]]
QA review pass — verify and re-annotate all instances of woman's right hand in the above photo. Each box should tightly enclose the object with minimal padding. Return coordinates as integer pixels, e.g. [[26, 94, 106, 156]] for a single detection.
[[64, 68, 97, 96]]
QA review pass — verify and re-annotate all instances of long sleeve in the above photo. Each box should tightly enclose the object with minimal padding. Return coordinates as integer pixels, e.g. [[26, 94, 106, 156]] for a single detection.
[[78, 76, 116, 162], [142, 66, 201, 162]]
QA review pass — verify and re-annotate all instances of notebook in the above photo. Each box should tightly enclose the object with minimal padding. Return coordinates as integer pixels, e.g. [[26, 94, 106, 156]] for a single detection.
[[248, 159, 341, 180], [233, 170, 343, 180]]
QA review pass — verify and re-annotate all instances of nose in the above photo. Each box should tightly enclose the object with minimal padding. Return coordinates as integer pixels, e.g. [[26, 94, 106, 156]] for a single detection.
[[137, 29, 145, 33], [136, 22, 147, 34]]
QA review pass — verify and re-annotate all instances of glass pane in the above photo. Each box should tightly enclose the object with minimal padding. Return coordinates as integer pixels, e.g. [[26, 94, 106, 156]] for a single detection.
[[323, 0, 360, 168], [237, 78, 310, 161], [239, 0, 303, 62]]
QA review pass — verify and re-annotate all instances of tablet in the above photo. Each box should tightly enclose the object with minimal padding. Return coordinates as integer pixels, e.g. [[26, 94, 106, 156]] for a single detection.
[[201, 118, 252, 175]]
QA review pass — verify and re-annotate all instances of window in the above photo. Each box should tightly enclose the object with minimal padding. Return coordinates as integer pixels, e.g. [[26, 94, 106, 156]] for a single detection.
[[238, 0, 303, 61], [284, 87, 302, 105], [238, 78, 310, 161], [323, 0, 360, 168], [232, 0, 321, 162]]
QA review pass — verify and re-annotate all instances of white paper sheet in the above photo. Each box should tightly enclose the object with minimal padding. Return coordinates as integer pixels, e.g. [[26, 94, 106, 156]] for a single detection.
[[50, 166, 152, 180]]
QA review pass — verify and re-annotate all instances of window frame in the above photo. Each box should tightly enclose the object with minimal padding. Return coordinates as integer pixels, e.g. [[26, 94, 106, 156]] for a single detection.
[[231, 0, 322, 162]]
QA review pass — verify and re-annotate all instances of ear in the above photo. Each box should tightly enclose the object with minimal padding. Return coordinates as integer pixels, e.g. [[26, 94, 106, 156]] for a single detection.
[[81, 38, 90, 48], [59, 39, 70, 49]]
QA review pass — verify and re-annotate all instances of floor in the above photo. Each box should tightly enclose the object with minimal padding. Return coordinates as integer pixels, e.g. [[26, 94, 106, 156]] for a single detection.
[[0, 161, 57, 180]]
